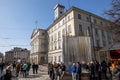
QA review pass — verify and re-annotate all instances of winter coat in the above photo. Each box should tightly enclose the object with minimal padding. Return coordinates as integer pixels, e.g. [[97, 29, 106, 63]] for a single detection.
[[70, 66, 76, 73], [22, 64, 28, 71]]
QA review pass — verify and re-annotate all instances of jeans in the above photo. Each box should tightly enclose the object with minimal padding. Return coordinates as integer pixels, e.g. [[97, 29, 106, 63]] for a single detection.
[[54, 73, 60, 80], [61, 71, 65, 79], [49, 71, 54, 80], [72, 73, 76, 80], [23, 70, 27, 77]]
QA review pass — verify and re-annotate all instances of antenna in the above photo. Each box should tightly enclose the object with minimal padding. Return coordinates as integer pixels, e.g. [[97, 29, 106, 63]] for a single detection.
[[35, 20, 38, 29], [67, 0, 70, 8], [58, 0, 60, 4]]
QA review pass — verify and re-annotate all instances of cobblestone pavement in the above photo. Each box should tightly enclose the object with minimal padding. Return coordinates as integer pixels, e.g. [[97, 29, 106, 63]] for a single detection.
[[18, 65, 113, 80]]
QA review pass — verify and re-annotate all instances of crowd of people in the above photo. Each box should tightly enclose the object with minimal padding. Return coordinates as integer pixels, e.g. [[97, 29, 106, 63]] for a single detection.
[[0, 60, 120, 80], [0, 61, 39, 80], [48, 62, 66, 80], [47, 60, 120, 80]]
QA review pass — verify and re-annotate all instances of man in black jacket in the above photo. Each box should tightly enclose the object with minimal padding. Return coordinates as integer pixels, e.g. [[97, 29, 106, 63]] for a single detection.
[[76, 62, 82, 80]]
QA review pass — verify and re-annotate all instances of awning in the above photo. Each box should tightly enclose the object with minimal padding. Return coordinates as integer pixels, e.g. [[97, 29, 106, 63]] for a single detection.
[[100, 43, 120, 51], [110, 50, 120, 59]]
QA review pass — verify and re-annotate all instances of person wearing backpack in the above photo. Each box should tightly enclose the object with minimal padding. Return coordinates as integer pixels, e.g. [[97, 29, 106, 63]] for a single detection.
[[22, 63, 28, 78]]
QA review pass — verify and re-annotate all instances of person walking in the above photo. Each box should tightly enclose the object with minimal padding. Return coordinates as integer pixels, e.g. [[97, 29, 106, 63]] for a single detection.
[[76, 62, 82, 80], [22, 63, 28, 78], [53, 62, 60, 80], [0, 62, 4, 73], [4, 65, 12, 80], [16, 62, 21, 77], [48, 62, 54, 80], [89, 61, 95, 80], [26, 62, 31, 75], [70, 62, 77, 80], [60, 63, 66, 79], [107, 61, 112, 80], [113, 65, 120, 80], [20, 63, 23, 75], [101, 60, 108, 80], [32, 63, 36, 74], [94, 60, 101, 80], [35, 64, 39, 74], [12, 61, 16, 70]]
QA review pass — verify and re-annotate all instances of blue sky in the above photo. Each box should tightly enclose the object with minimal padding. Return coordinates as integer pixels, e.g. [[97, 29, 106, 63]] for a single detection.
[[0, 0, 111, 54]]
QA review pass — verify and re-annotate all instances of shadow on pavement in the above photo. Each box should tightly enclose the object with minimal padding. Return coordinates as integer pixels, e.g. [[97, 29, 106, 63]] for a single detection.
[[25, 74, 41, 78]]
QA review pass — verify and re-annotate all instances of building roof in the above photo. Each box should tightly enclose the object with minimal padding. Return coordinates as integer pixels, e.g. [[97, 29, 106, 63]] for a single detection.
[[54, 4, 65, 10], [31, 28, 46, 39], [5, 47, 29, 53], [47, 6, 110, 30]]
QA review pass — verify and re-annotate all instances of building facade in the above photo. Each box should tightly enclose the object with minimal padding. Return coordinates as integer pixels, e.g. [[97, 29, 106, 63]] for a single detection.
[[0, 52, 4, 63], [47, 4, 113, 63], [31, 4, 115, 64], [30, 29, 47, 64], [5, 47, 30, 63]]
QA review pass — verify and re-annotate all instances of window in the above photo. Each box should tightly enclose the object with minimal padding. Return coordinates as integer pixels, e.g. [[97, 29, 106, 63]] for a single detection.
[[58, 56, 61, 62], [68, 25, 71, 33], [58, 40, 61, 49], [95, 28, 98, 35], [58, 31, 61, 38], [88, 27, 91, 35], [48, 57, 50, 61], [103, 40, 106, 46], [55, 42, 57, 50], [60, 11, 62, 14], [54, 26, 56, 30], [62, 29, 65, 36], [100, 22, 103, 26], [79, 24, 82, 32], [96, 40, 100, 47], [51, 35, 53, 41], [86, 17, 90, 22], [54, 56, 57, 62], [78, 14, 81, 19], [42, 32, 44, 36], [52, 28, 54, 32], [93, 19, 97, 24], [58, 23, 60, 28], [101, 30, 105, 37], [68, 15, 70, 21], [54, 33, 57, 40], [62, 20, 65, 25]]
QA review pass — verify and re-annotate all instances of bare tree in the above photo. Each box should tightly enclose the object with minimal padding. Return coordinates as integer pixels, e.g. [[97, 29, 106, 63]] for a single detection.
[[105, 0, 120, 42], [105, 0, 120, 24]]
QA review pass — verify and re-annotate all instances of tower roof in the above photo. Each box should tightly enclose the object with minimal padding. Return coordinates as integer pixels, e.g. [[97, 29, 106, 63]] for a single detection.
[[54, 4, 65, 10]]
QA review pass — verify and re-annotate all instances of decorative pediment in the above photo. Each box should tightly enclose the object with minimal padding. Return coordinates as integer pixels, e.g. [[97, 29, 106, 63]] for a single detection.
[[31, 29, 38, 39]]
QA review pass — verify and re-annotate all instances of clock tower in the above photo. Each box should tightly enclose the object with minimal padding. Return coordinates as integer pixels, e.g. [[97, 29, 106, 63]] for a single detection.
[[54, 4, 65, 20]]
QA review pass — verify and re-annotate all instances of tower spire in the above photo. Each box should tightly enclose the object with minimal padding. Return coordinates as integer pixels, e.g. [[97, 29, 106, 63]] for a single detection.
[[35, 20, 38, 29]]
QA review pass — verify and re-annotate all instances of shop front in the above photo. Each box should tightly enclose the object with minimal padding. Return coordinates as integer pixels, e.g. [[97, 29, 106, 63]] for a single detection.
[[99, 43, 120, 70]]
